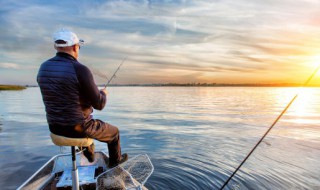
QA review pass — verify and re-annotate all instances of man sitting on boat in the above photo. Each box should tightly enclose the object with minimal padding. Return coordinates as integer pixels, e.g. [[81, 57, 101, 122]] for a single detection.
[[37, 28, 128, 168]]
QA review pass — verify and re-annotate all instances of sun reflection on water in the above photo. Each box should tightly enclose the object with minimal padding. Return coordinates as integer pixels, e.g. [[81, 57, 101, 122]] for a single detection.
[[291, 88, 314, 118], [273, 88, 320, 142]]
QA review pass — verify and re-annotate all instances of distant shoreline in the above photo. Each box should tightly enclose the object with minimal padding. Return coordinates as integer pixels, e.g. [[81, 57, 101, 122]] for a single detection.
[[0, 85, 26, 90], [98, 83, 320, 87], [3, 83, 320, 88]]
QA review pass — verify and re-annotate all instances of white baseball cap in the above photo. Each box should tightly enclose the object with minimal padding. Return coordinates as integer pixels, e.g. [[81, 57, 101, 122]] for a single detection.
[[53, 28, 84, 47]]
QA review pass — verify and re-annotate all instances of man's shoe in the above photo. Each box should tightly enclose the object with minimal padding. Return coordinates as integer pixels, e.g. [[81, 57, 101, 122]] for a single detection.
[[83, 143, 95, 163], [108, 153, 128, 168]]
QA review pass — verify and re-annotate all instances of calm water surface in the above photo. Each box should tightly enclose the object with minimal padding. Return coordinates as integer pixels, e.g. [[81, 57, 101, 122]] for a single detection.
[[0, 87, 319, 190]]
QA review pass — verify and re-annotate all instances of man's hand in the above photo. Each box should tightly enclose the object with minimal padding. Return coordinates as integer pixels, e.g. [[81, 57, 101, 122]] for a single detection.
[[101, 88, 108, 95]]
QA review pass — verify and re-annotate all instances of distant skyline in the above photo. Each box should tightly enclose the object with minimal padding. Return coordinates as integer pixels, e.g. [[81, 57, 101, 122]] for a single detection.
[[0, 0, 320, 85]]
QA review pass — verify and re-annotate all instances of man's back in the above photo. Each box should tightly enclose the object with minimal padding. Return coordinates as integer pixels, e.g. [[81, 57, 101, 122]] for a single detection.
[[38, 53, 84, 126]]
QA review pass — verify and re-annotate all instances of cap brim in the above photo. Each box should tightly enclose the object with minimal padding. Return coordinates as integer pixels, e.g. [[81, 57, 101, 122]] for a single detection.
[[54, 43, 70, 47]]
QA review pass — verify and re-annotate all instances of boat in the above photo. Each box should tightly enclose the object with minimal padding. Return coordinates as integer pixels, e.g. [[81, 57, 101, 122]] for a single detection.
[[17, 151, 153, 190]]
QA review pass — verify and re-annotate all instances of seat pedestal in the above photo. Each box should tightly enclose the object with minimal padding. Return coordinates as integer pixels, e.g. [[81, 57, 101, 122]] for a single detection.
[[50, 133, 93, 190]]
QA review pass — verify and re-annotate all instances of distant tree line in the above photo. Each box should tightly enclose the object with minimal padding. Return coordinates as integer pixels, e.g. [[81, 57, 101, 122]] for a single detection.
[[104, 83, 320, 87], [0, 85, 26, 90]]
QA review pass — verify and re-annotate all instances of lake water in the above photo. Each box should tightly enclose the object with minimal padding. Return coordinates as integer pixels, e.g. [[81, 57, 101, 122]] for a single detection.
[[0, 87, 319, 190]]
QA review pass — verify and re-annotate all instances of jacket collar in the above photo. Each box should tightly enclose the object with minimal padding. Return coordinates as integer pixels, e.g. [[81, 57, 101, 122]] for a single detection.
[[56, 52, 77, 61]]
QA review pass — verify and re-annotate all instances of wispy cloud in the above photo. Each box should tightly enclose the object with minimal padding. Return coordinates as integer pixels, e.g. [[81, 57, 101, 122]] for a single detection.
[[0, 62, 20, 69]]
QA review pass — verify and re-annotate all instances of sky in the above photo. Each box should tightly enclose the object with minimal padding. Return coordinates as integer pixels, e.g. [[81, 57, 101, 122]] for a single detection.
[[0, 0, 320, 85]]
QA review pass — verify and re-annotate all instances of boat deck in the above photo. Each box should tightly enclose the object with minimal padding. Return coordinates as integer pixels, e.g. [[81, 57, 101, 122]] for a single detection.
[[18, 152, 152, 190]]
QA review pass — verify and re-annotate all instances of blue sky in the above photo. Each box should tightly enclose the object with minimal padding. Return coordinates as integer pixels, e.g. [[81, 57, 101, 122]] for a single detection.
[[0, 0, 320, 85]]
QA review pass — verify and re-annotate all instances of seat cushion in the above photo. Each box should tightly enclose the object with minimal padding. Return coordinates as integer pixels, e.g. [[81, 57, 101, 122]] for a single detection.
[[50, 133, 93, 147]]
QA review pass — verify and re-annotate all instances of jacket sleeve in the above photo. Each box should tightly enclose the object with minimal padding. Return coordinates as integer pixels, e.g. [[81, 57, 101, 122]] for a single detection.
[[74, 62, 106, 110]]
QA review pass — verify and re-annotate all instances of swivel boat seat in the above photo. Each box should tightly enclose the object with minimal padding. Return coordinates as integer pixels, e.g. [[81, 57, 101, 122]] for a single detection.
[[50, 133, 93, 190]]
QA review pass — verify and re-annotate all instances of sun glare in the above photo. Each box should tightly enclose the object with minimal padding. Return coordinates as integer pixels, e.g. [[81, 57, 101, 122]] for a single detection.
[[290, 89, 313, 119], [310, 55, 320, 78], [287, 88, 320, 127], [299, 54, 320, 86], [314, 56, 320, 80], [311, 55, 320, 67]]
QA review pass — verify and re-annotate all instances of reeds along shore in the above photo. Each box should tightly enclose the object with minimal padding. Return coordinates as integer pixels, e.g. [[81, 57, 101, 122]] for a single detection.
[[0, 85, 26, 90]]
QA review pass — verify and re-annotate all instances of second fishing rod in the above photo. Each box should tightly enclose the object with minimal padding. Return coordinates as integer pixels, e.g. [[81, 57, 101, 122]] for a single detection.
[[219, 65, 320, 189]]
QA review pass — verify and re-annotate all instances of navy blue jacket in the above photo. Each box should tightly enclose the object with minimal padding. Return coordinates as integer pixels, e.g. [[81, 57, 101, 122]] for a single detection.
[[37, 52, 106, 137]]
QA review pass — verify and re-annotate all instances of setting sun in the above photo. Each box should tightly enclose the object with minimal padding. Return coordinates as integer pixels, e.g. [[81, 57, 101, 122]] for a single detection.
[[311, 54, 320, 65]]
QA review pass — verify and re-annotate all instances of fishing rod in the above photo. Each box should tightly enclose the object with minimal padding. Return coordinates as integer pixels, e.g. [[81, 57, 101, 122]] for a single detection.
[[219, 65, 320, 190], [104, 57, 127, 88]]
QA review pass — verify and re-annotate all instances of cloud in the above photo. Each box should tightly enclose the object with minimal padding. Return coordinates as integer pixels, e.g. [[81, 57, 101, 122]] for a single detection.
[[0, 62, 20, 69]]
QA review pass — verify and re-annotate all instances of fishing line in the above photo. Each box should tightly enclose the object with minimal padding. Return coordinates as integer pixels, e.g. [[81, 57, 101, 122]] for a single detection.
[[104, 56, 127, 88], [219, 65, 320, 190], [92, 68, 109, 81]]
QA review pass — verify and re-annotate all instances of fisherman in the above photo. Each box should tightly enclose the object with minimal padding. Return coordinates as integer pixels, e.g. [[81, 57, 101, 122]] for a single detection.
[[37, 28, 128, 168]]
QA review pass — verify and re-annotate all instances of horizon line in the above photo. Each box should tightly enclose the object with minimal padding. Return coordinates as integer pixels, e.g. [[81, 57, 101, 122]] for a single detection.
[[6, 83, 319, 87]]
